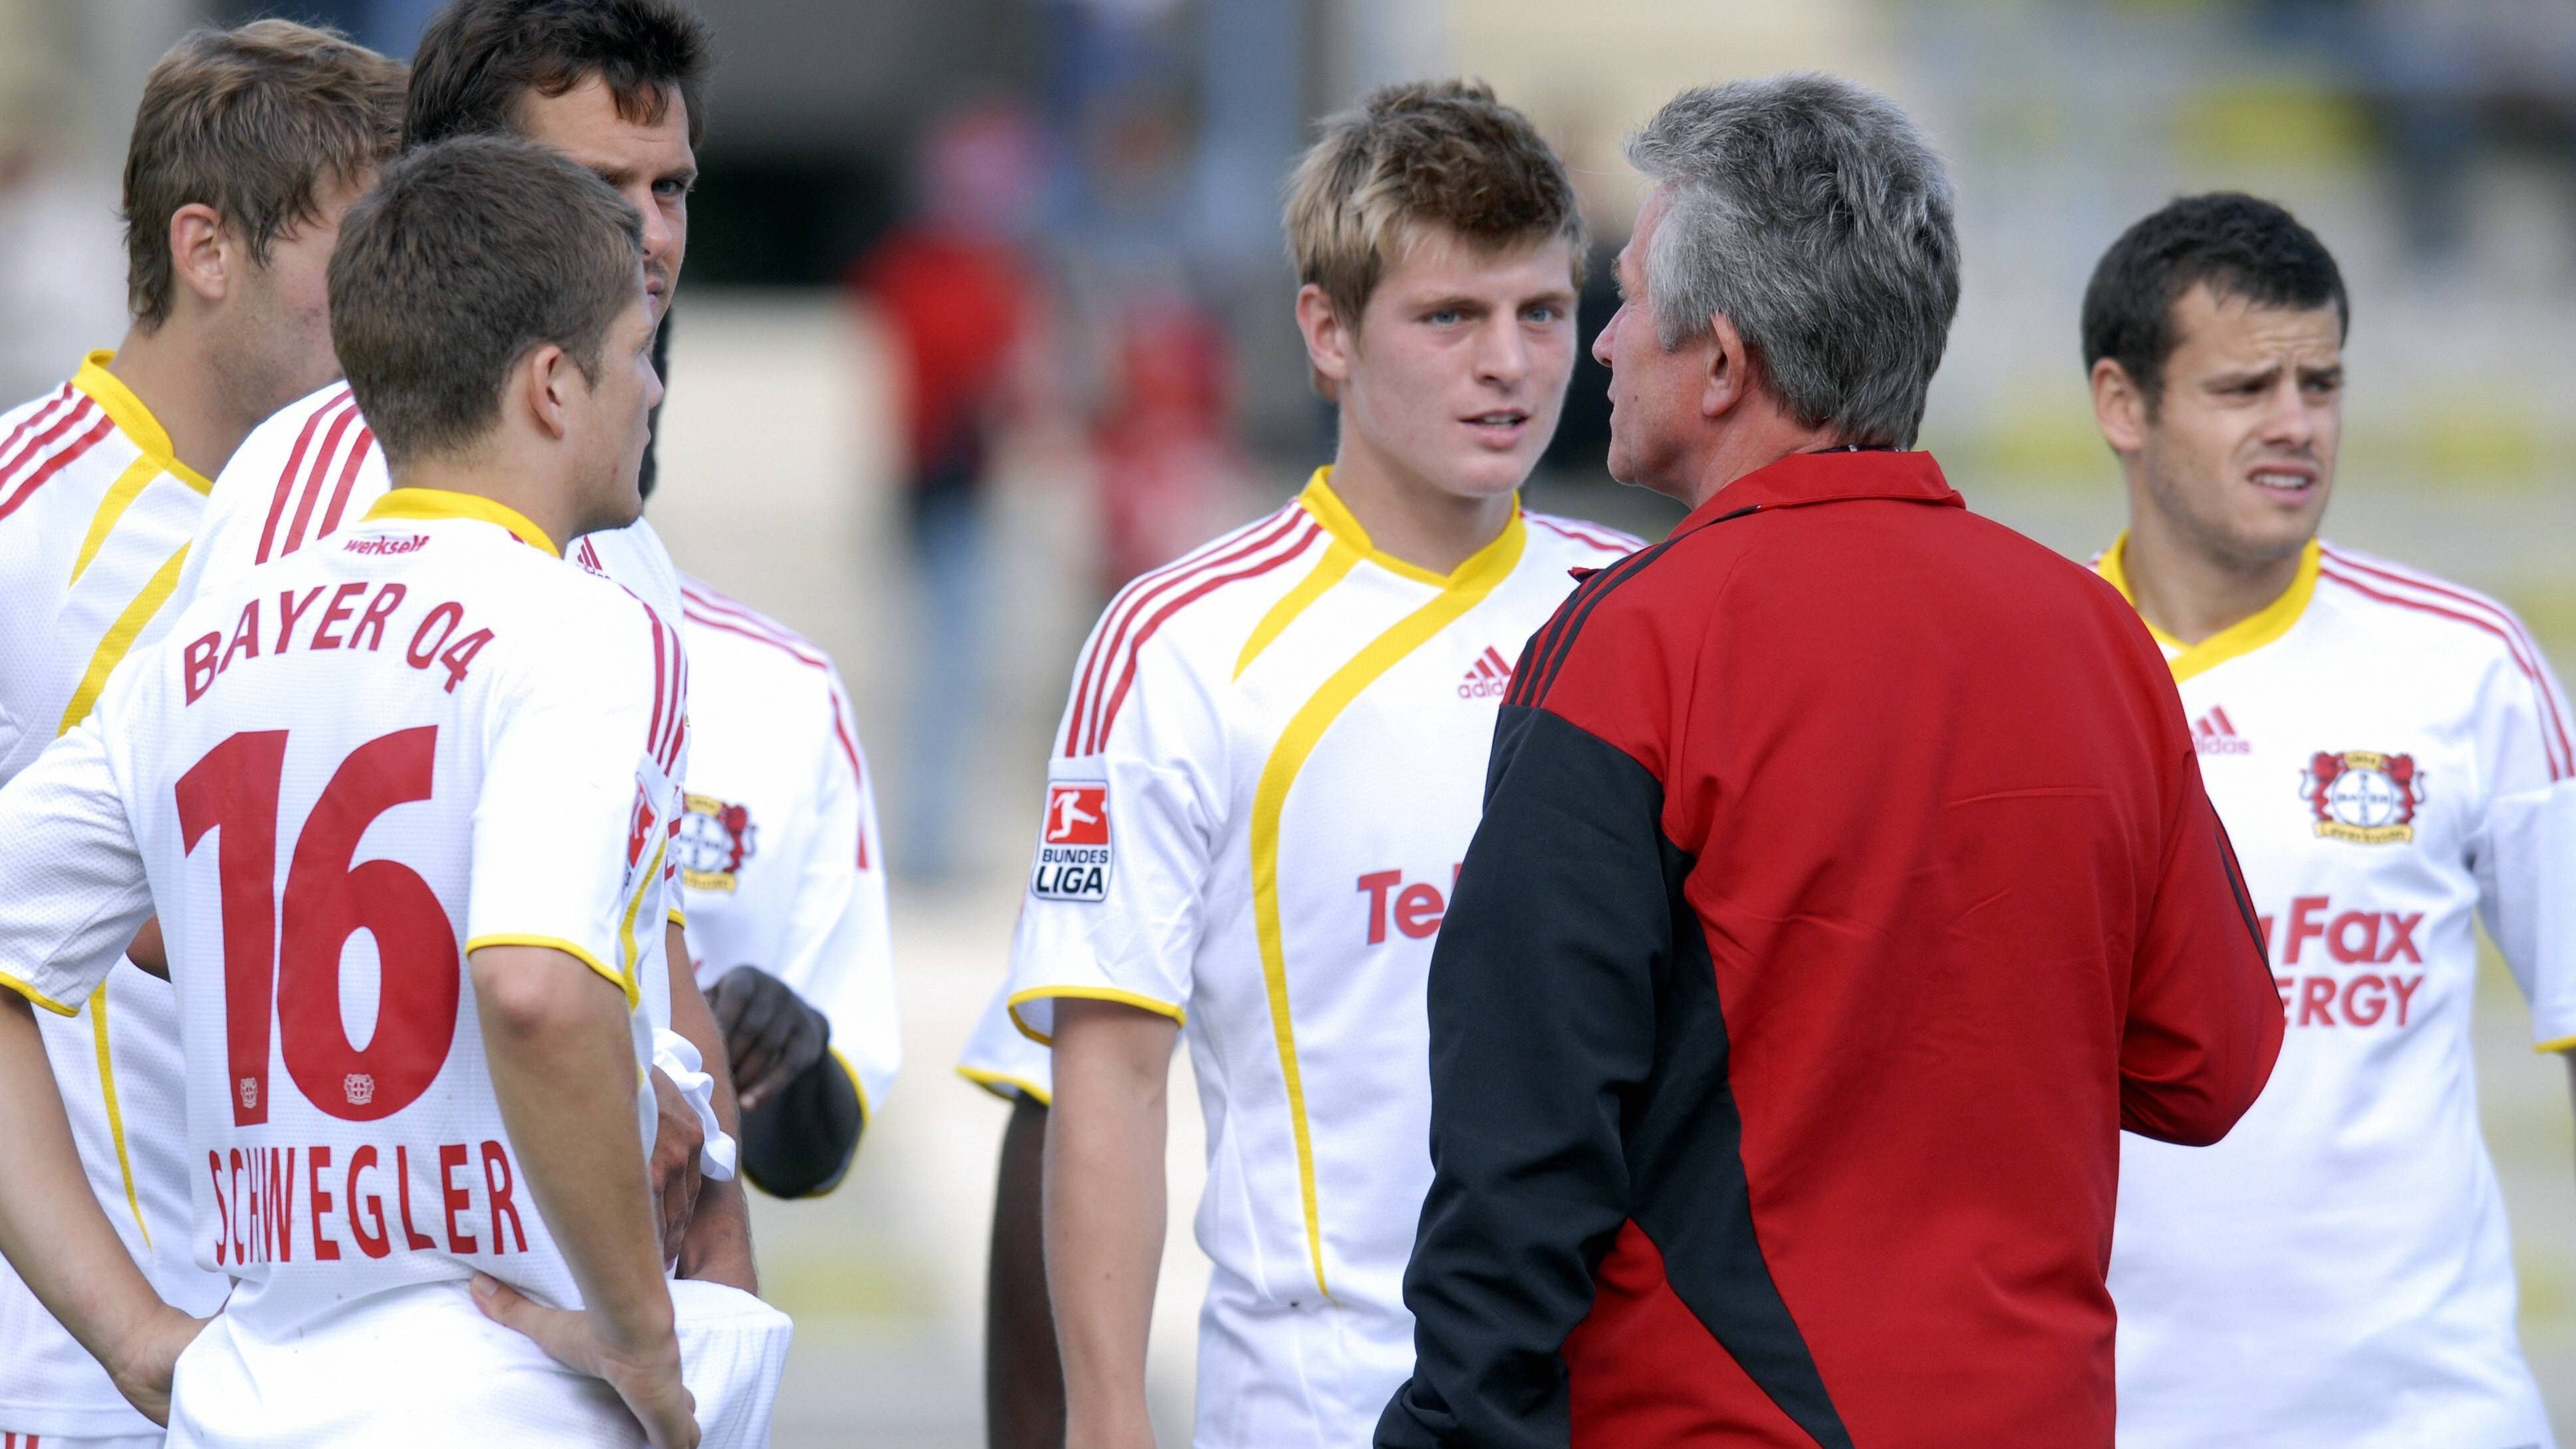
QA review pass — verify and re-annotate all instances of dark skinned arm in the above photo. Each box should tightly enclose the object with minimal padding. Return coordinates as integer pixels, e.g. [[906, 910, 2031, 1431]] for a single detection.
[[985, 1094, 1065, 1449]]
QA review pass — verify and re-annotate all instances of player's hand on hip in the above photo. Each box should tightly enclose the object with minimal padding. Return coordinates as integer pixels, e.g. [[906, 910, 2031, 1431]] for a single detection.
[[707, 965, 829, 1110], [107, 1302, 210, 1426], [648, 1065, 706, 1259], [472, 1273, 700, 1449]]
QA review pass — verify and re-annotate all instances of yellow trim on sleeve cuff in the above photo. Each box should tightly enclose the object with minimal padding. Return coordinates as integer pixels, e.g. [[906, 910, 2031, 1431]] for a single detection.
[[667, 907, 687, 928], [1005, 985, 1186, 1046], [0, 971, 79, 1017], [2534, 1034, 2576, 1055], [956, 1064, 1052, 1108], [464, 935, 631, 998]]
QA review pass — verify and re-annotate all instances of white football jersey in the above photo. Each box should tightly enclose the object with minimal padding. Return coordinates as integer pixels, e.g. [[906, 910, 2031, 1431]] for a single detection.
[[0, 489, 683, 1345], [192, 379, 723, 1161], [957, 979, 1051, 1106], [2099, 536, 2575, 1449], [0, 355, 228, 1438], [1002, 470, 1635, 1449], [673, 576, 900, 1142]]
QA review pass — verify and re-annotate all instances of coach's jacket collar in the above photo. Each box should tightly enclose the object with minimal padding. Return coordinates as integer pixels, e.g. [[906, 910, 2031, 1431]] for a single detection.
[[1680, 448, 1961, 535]]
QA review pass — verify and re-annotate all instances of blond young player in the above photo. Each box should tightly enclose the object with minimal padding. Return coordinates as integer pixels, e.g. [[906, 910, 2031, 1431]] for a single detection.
[[997, 82, 1637, 1449], [2084, 194, 2575, 1448], [0, 25, 402, 1448], [179, 0, 778, 1282], [0, 138, 789, 1449]]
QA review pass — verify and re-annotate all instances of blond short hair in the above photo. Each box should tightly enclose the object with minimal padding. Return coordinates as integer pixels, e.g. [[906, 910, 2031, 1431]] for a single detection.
[[123, 20, 405, 330], [1283, 79, 1584, 328]]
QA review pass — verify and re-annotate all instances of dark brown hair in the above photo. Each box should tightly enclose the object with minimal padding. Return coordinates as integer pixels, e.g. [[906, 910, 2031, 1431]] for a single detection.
[[2082, 192, 2348, 413], [404, 0, 711, 150], [330, 136, 644, 464], [122, 20, 404, 330], [1283, 79, 1584, 326]]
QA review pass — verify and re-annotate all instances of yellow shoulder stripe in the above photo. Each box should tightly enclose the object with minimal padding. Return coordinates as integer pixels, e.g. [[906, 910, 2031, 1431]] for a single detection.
[[57, 542, 189, 736], [1247, 506, 1524, 1303]]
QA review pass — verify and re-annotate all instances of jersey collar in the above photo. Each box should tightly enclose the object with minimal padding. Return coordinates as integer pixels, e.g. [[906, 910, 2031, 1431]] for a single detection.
[[2095, 531, 2319, 684], [71, 350, 212, 494], [1297, 466, 1525, 593], [1678, 448, 1962, 533], [362, 488, 561, 557]]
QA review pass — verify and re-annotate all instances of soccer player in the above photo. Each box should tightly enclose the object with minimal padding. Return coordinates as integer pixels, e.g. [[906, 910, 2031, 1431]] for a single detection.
[[179, 0, 775, 1282], [999, 80, 1636, 1449], [0, 136, 788, 1449], [956, 987, 1058, 1449], [2087, 195, 2576, 1448], [0, 23, 402, 1449], [672, 576, 897, 1196]]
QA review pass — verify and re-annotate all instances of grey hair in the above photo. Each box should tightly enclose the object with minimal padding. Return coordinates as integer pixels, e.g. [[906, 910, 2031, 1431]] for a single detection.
[[1625, 74, 1960, 448]]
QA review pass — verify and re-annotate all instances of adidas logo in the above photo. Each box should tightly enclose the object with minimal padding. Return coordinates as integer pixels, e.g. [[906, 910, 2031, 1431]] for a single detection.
[[2193, 706, 2251, 755], [1457, 646, 1514, 700]]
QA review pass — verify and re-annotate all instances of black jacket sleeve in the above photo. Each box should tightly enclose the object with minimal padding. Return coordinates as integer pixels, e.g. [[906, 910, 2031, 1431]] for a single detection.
[[1376, 703, 1675, 1449]]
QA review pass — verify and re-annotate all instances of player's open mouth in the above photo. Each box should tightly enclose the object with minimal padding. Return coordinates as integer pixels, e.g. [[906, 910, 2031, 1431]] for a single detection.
[[2247, 464, 2318, 500], [1464, 410, 1530, 443]]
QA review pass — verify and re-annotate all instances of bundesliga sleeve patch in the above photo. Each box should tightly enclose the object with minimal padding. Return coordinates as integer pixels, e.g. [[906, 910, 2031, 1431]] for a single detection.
[[1032, 782, 1111, 901]]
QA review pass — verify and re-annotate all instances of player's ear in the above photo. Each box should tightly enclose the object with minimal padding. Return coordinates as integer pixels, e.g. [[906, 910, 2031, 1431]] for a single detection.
[[2091, 357, 2149, 456], [1702, 312, 1751, 421], [166, 203, 232, 311], [523, 343, 575, 442], [1295, 283, 1351, 404]]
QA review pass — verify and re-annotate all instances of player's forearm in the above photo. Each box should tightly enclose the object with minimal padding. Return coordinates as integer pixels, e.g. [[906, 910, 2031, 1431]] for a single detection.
[[0, 995, 172, 1377], [470, 946, 675, 1353], [675, 1171, 756, 1295], [987, 1096, 1066, 1449], [668, 920, 740, 1134], [1047, 1001, 1175, 1445]]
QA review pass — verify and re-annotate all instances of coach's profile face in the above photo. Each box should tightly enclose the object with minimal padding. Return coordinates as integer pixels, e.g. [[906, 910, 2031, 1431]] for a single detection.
[[517, 77, 695, 325], [1594, 188, 1716, 501], [2092, 284, 2342, 567]]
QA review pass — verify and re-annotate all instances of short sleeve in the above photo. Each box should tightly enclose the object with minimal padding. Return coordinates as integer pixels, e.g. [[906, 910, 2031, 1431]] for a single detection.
[[957, 978, 1052, 1105], [2462, 629, 2576, 1046], [465, 587, 677, 1001], [0, 709, 150, 1014], [1002, 628, 1223, 1043], [769, 670, 901, 1114]]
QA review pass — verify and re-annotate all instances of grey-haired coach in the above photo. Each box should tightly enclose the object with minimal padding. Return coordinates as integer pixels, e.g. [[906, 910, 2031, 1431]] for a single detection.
[[1378, 75, 2283, 1449]]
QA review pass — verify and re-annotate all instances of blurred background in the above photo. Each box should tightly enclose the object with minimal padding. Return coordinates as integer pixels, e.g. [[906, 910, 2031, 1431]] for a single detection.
[[6, 0, 2575, 1441]]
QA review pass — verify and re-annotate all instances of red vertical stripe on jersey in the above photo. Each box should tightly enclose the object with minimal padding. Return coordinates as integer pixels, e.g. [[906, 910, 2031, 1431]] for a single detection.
[[0, 388, 82, 484], [0, 406, 112, 522], [316, 426, 375, 537], [279, 400, 360, 559], [1064, 506, 1308, 757], [2320, 547, 2574, 778], [830, 693, 872, 869], [0, 385, 73, 474], [1088, 520, 1321, 752], [644, 613, 669, 761], [259, 393, 344, 564], [2317, 564, 2570, 780]]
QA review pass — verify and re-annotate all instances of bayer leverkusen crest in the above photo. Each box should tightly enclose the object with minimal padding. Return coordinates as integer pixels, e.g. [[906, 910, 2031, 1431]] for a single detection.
[[2300, 750, 2424, 845], [675, 792, 757, 891]]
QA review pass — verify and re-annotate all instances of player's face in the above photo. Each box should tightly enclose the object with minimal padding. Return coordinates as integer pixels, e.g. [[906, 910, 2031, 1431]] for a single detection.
[[569, 287, 664, 536], [2131, 285, 2343, 567], [1595, 189, 1703, 498], [516, 77, 695, 326], [1334, 226, 1577, 504], [222, 170, 371, 418]]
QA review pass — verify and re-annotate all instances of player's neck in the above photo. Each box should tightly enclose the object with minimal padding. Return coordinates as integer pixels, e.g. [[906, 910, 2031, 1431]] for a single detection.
[[1325, 433, 1516, 577], [391, 450, 578, 554], [103, 321, 260, 482], [1674, 403, 1847, 511], [2118, 510, 2308, 647]]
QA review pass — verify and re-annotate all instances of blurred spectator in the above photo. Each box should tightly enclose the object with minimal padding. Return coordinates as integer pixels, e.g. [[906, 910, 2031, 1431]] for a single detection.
[[848, 102, 1049, 882], [1090, 293, 1249, 592], [0, 0, 125, 404]]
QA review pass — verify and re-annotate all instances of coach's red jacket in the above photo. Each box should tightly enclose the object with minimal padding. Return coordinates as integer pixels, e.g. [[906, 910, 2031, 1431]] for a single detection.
[[1376, 450, 2282, 1449]]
